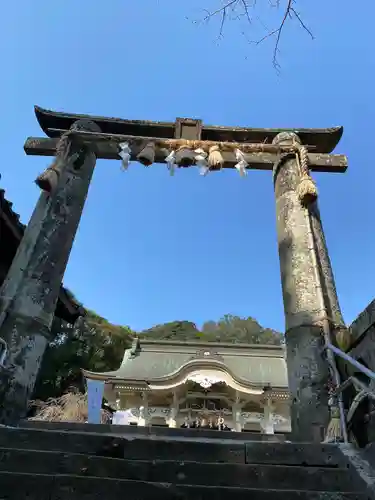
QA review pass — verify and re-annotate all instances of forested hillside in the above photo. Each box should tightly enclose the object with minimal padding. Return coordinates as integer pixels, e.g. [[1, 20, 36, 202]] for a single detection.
[[141, 315, 283, 345]]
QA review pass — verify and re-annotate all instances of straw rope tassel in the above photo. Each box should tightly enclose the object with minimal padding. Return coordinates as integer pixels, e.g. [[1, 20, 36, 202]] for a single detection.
[[324, 406, 343, 443], [35, 132, 73, 193], [208, 145, 224, 171], [335, 327, 352, 352], [295, 144, 318, 206], [175, 146, 196, 167], [137, 142, 155, 166]]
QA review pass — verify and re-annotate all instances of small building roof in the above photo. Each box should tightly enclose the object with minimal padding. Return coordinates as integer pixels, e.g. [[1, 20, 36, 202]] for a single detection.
[[83, 339, 288, 390]]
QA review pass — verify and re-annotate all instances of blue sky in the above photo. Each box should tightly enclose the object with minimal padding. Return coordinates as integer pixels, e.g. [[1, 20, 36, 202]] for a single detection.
[[0, 0, 374, 333]]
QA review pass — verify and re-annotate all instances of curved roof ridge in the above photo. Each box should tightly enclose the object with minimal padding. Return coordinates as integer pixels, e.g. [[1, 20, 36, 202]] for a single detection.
[[82, 345, 288, 388]]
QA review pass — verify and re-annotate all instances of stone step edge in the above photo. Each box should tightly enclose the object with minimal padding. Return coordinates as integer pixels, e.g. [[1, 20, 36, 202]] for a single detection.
[[0, 446, 353, 473], [0, 470, 366, 495], [13, 427, 268, 444], [0, 426, 337, 447], [2, 426, 258, 444], [20, 421, 290, 442]]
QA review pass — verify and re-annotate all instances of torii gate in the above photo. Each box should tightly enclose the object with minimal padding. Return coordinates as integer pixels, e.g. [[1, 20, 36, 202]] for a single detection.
[[0, 106, 348, 440]]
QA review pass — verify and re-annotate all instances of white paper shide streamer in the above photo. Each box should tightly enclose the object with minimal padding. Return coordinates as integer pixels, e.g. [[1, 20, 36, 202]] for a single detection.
[[118, 142, 131, 171], [195, 148, 209, 176], [234, 149, 248, 177], [165, 150, 176, 176]]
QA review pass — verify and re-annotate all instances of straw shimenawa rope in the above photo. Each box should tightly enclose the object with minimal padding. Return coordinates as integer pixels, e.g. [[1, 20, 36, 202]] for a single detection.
[[137, 142, 155, 166], [35, 132, 72, 192], [294, 143, 318, 206], [162, 138, 316, 185], [35, 131, 86, 193], [163, 138, 303, 154], [174, 143, 197, 167], [208, 145, 224, 170]]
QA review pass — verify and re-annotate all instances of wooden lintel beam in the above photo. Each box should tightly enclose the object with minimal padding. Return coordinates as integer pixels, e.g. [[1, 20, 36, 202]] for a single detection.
[[24, 137, 348, 173]]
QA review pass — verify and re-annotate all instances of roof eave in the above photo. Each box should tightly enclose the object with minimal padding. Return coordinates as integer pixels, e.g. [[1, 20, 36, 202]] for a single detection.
[[137, 339, 285, 351], [82, 358, 288, 391], [82, 369, 151, 389], [55, 289, 85, 324]]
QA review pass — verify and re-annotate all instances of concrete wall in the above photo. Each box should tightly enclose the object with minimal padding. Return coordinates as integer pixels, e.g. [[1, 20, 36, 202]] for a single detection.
[[349, 299, 375, 370], [348, 299, 375, 445]]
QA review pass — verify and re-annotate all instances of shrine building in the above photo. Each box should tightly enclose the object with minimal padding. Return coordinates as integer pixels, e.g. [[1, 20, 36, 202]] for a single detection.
[[83, 338, 291, 434]]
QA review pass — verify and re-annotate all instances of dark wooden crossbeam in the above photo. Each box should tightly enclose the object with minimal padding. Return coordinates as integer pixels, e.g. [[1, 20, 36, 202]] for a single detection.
[[24, 136, 348, 173], [34, 106, 344, 154]]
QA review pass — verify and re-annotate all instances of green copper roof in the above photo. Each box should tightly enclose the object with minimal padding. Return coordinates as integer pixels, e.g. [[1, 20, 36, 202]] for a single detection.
[[83, 340, 288, 389]]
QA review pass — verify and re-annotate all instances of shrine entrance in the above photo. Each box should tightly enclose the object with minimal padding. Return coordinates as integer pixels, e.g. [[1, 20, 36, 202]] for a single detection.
[[0, 106, 349, 442]]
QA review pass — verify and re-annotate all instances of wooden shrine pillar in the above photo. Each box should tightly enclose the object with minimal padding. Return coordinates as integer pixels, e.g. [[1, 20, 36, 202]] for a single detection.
[[272, 132, 345, 442], [0, 119, 100, 425]]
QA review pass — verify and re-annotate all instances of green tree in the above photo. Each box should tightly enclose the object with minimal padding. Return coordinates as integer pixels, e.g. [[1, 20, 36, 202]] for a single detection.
[[201, 314, 283, 344], [33, 311, 133, 401], [141, 321, 201, 341], [141, 315, 283, 345]]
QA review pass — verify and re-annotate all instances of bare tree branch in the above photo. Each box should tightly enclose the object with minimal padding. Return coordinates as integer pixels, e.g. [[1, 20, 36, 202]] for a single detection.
[[197, 0, 314, 69]]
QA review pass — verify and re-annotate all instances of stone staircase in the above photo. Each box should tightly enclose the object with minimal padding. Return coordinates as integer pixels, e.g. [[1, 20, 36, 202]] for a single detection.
[[0, 423, 373, 499]]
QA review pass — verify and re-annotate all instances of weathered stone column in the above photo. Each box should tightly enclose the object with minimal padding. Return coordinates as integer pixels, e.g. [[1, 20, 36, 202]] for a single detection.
[[0, 119, 100, 425], [273, 132, 345, 442]]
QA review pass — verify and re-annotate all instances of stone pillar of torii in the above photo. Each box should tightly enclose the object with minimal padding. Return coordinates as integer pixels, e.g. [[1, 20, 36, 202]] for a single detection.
[[0, 107, 349, 441]]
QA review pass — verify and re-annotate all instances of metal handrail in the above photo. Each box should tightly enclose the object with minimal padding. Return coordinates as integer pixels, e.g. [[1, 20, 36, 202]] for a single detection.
[[325, 342, 375, 441], [325, 342, 375, 382], [0, 337, 8, 366], [332, 376, 354, 397]]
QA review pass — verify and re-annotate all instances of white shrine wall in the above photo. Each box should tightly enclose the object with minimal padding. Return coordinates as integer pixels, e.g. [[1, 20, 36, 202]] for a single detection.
[[112, 405, 291, 433]]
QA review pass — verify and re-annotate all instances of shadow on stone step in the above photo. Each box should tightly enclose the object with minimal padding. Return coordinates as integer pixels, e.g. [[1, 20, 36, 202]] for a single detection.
[[0, 472, 371, 500], [0, 448, 366, 492]]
